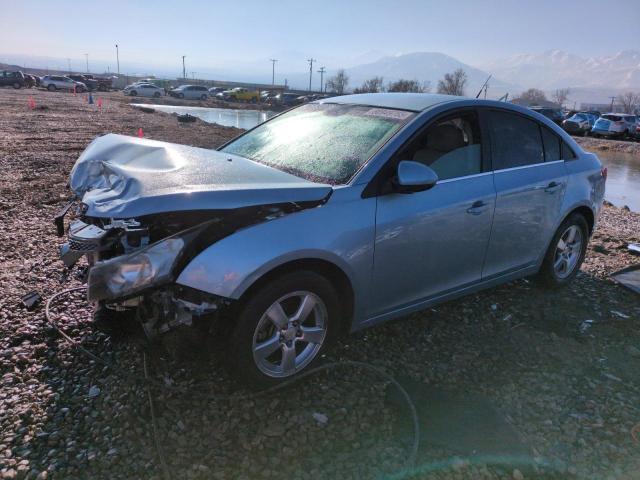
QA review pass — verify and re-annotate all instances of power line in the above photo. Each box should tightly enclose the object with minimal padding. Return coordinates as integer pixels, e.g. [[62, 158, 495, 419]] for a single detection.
[[269, 59, 277, 85], [317, 66, 326, 93], [307, 58, 315, 92], [115, 44, 120, 75]]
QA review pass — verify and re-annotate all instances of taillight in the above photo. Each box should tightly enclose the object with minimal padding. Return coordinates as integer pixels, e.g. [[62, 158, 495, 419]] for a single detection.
[[601, 167, 608, 180]]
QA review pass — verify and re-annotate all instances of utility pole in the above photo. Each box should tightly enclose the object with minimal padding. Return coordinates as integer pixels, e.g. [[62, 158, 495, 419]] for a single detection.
[[84, 53, 89, 73], [609, 96, 616, 112], [307, 58, 315, 92], [317, 66, 326, 93], [269, 59, 277, 85], [115, 44, 120, 75], [182, 56, 187, 79]]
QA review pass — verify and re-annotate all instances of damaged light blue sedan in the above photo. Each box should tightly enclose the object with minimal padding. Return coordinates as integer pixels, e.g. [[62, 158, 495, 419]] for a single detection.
[[58, 93, 606, 387]]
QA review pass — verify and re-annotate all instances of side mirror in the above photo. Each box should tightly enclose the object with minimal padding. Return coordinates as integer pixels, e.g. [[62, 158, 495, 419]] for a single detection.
[[393, 160, 439, 193]]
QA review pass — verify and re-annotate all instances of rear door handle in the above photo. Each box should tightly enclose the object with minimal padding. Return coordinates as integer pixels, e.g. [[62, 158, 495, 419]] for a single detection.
[[544, 181, 563, 193], [466, 200, 488, 215]]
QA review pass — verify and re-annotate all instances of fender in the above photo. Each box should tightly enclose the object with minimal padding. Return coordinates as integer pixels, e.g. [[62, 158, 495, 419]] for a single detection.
[[175, 187, 377, 322]]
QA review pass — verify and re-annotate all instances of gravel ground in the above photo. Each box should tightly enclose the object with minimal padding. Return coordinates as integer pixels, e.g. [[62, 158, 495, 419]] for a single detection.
[[574, 136, 640, 155], [1, 88, 639, 480]]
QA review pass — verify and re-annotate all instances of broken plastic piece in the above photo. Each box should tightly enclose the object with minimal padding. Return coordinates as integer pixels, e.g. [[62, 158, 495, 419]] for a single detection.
[[628, 243, 640, 255], [611, 264, 640, 295], [21, 291, 42, 310]]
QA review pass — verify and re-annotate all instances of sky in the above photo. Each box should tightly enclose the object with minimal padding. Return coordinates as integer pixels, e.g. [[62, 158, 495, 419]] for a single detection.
[[2, 0, 639, 80]]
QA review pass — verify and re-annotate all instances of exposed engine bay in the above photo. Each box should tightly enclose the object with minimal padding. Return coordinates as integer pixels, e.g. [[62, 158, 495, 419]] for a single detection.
[[57, 133, 332, 341]]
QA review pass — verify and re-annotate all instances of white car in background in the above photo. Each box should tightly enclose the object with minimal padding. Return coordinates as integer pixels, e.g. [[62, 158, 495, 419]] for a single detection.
[[591, 114, 631, 138], [123, 83, 164, 98], [41, 75, 87, 92]]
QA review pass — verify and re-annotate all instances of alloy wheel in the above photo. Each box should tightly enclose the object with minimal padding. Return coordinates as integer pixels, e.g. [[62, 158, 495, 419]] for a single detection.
[[553, 225, 583, 279], [252, 291, 328, 378]]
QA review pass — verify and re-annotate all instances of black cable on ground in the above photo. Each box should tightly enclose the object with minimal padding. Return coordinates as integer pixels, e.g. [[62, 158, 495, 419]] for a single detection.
[[44, 287, 421, 474]]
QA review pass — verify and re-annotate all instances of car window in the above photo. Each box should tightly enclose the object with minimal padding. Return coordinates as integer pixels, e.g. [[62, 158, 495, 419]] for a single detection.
[[399, 111, 483, 180], [562, 141, 576, 160], [488, 110, 544, 170], [540, 126, 561, 162]]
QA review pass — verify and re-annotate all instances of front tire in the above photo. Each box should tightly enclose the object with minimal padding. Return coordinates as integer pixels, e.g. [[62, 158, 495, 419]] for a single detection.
[[227, 271, 339, 389], [537, 213, 589, 287], [47, 84, 56, 91], [13, 82, 21, 89]]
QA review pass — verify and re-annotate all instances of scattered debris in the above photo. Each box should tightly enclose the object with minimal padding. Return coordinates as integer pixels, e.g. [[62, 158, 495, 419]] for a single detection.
[[177, 113, 197, 123], [610, 310, 630, 319], [88, 385, 101, 398], [20, 291, 41, 310], [579, 319, 594, 334], [611, 265, 640, 294], [312, 412, 329, 425], [628, 243, 640, 255]]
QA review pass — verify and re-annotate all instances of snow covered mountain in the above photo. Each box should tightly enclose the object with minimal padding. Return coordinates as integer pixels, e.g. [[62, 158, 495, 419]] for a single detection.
[[481, 49, 640, 90], [344, 52, 512, 95]]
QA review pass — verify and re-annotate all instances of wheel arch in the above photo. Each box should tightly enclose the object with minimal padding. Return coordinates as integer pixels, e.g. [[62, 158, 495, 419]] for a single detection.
[[565, 204, 595, 235], [236, 258, 355, 336]]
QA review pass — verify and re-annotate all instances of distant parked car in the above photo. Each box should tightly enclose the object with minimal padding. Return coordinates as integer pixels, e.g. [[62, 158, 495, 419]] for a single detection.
[[83, 74, 112, 91], [123, 83, 164, 98], [619, 114, 638, 137], [224, 87, 260, 103], [562, 113, 595, 136], [41, 75, 86, 92], [68, 74, 98, 91], [0, 71, 27, 89], [169, 85, 209, 100], [591, 114, 630, 138], [275, 92, 302, 106], [208, 87, 225, 95], [530, 106, 564, 125]]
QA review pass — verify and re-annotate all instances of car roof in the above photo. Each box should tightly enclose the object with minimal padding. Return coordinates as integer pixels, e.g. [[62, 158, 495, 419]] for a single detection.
[[318, 93, 461, 112]]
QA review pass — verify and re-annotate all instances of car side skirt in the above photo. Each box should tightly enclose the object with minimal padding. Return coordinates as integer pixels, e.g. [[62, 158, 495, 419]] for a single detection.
[[353, 264, 539, 332]]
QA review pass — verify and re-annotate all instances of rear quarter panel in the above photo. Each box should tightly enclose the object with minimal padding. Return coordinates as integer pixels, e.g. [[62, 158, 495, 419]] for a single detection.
[[558, 151, 605, 233]]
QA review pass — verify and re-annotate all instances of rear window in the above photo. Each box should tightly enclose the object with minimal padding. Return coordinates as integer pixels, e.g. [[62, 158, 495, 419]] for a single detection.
[[603, 115, 622, 121]]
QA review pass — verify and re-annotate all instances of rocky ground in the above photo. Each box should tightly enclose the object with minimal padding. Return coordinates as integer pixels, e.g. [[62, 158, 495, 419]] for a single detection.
[[574, 136, 640, 155], [1, 88, 639, 480]]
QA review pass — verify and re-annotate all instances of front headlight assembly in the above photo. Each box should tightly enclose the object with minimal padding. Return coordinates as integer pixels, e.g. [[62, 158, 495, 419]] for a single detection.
[[87, 237, 185, 302]]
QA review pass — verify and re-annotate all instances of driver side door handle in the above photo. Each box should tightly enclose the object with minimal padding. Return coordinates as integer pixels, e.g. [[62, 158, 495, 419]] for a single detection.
[[544, 181, 563, 193], [466, 200, 489, 215]]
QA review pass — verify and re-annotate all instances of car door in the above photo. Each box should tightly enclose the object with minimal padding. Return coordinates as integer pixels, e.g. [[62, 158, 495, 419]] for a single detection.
[[482, 109, 568, 278], [369, 109, 496, 317]]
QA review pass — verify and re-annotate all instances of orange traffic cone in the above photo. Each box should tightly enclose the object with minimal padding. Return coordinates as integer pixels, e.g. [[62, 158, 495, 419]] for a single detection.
[[137, 128, 144, 138], [97, 97, 103, 111], [28, 97, 35, 109]]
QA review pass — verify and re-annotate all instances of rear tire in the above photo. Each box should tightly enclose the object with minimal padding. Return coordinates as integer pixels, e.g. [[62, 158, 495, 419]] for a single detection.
[[200, 94, 207, 100], [536, 213, 589, 287], [227, 270, 339, 390], [153, 91, 161, 98]]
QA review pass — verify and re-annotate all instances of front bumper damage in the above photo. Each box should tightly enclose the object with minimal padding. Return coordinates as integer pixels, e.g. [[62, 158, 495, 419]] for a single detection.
[[56, 206, 230, 340]]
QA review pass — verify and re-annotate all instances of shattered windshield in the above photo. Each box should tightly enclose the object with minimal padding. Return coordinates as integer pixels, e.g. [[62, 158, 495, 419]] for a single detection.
[[221, 103, 414, 184]]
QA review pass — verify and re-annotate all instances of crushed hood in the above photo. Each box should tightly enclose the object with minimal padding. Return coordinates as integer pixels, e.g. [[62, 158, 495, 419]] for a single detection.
[[70, 134, 332, 218]]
